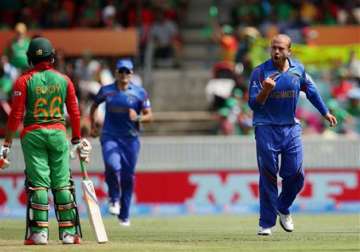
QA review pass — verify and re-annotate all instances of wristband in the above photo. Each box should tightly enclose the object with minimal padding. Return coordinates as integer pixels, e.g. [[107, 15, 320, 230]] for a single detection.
[[71, 137, 80, 145]]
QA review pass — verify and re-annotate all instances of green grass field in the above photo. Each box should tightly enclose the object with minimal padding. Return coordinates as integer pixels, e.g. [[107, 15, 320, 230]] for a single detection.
[[0, 214, 359, 252]]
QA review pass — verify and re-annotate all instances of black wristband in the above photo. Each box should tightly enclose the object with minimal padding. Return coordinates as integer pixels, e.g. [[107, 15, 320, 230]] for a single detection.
[[71, 138, 80, 144]]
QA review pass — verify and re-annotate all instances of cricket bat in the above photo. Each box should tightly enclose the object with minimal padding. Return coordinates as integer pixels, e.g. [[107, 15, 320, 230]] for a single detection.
[[80, 160, 108, 243]]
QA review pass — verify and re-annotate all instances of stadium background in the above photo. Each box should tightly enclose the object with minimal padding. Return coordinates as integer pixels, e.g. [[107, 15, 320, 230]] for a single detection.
[[0, 0, 359, 218]]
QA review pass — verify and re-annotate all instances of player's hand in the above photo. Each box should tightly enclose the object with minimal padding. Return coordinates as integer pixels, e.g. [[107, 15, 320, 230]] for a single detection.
[[71, 138, 92, 163], [0, 144, 10, 159], [78, 138, 92, 163], [262, 76, 276, 91], [129, 108, 141, 122], [324, 113, 337, 127]]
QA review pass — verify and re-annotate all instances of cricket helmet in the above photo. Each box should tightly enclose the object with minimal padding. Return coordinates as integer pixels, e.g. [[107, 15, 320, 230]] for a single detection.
[[26, 37, 55, 62]]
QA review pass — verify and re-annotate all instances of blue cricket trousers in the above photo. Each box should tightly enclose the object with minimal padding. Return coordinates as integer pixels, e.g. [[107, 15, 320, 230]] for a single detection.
[[255, 124, 305, 228], [100, 134, 140, 220]]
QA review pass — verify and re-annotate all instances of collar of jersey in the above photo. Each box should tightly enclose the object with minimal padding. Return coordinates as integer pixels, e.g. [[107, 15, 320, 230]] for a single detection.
[[33, 62, 53, 71], [265, 57, 295, 71], [114, 82, 134, 91]]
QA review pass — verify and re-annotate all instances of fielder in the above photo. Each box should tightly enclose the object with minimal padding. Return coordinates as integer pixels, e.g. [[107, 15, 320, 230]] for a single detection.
[[89, 59, 153, 226], [248, 34, 337, 235], [0, 37, 91, 245]]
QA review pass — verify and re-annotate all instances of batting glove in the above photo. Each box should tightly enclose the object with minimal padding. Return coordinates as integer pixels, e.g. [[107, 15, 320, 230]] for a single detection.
[[70, 138, 92, 163], [0, 145, 10, 158], [0, 144, 10, 169]]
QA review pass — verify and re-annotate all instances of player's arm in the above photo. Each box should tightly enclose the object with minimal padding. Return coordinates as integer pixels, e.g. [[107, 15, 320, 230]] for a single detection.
[[65, 79, 93, 162], [4, 77, 27, 146], [0, 77, 27, 167], [255, 77, 276, 105], [89, 86, 106, 137], [139, 93, 153, 123], [89, 102, 100, 137], [248, 68, 276, 109], [65, 78, 81, 142], [129, 93, 153, 123], [140, 107, 153, 123], [129, 107, 153, 123], [301, 71, 337, 127]]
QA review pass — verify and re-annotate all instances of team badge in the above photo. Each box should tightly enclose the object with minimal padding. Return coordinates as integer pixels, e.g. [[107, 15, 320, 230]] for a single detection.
[[127, 95, 137, 105], [36, 49, 43, 56]]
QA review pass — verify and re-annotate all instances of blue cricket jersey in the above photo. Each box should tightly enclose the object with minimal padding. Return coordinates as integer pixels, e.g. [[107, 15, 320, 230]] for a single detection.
[[93, 82, 151, 137], [248, 58, 328, 126]]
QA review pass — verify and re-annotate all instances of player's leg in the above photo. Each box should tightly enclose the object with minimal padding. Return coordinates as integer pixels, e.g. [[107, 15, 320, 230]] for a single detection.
[[278, 124, 304, 215], [118, 137, 140, 225], [48, 130, 81, 244], [21, 130, 51, 245], [255, 126, 280, 230], [101, 135, 121, 214]]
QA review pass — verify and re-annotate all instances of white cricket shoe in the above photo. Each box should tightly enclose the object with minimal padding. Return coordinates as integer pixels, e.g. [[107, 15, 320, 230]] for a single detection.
[[119, 219, 131, 227], [257, 227, 272, 236], [278, 212, 294, 232], [108, 201, 120, 215], [24, 231, 48, 245], [62, 232, 81, 244]]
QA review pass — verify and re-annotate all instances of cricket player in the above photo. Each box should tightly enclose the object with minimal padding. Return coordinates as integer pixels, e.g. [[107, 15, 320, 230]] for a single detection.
[[89, 59, 153, 226], [248, 34, 337, 236], [0, 37, 91, 245]]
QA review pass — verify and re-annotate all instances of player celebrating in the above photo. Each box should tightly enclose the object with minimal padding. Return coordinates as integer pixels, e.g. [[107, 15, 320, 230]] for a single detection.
[[248, 34, 337, 236], [90, 59, 153, 226], [0, 37, 91, 245]]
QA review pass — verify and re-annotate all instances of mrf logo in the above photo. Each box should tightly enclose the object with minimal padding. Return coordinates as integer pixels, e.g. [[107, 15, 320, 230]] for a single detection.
[[186, 171, 359, 207]]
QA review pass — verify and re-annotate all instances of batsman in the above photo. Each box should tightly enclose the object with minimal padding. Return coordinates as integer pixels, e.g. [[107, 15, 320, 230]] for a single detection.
[[0, 37, 91, 245]]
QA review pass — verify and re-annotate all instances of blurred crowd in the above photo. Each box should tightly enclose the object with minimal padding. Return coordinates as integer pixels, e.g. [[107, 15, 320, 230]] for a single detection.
[[205, 0, 360, 137], [0, 0, 189, 136], [0, 0, 359, 137], [0, 0, 187, 68], [208, 54, 360, 137], [0, 0, 189, 29]]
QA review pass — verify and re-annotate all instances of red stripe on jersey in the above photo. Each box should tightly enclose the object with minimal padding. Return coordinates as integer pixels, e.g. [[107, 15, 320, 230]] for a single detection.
[[20, 123, 66, 138]]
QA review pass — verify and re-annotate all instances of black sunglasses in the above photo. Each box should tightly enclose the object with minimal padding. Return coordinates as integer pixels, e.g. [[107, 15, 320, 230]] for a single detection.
[[118, 68, 131, 74]]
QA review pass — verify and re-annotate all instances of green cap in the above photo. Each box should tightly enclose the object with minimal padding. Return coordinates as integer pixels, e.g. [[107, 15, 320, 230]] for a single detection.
[[26, 37, 54, 61]]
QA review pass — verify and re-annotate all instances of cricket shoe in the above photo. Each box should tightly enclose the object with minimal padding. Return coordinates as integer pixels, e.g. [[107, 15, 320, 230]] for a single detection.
[[61, 232, 81, 244], [257, 227, 272, 236], [24, 231, 48, 245], [119, 218, 131, 227], [108, 201, 120, 215], [278, 212, 294, 232]]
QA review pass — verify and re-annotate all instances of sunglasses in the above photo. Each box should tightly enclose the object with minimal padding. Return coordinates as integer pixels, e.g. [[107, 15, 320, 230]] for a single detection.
[[118, 68, 131, 74]]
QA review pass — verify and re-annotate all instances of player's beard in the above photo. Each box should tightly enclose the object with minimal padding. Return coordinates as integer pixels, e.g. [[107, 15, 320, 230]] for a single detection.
[[272, 54, 286, 66]]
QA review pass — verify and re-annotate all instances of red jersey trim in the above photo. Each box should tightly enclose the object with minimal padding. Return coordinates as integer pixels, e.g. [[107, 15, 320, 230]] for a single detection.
[[20, 123, 66, 138]]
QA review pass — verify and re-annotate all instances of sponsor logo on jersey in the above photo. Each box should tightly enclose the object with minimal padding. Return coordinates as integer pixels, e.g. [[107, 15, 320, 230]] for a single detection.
[[270, 90, 296, 99], [14, 91, 22, 96]]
